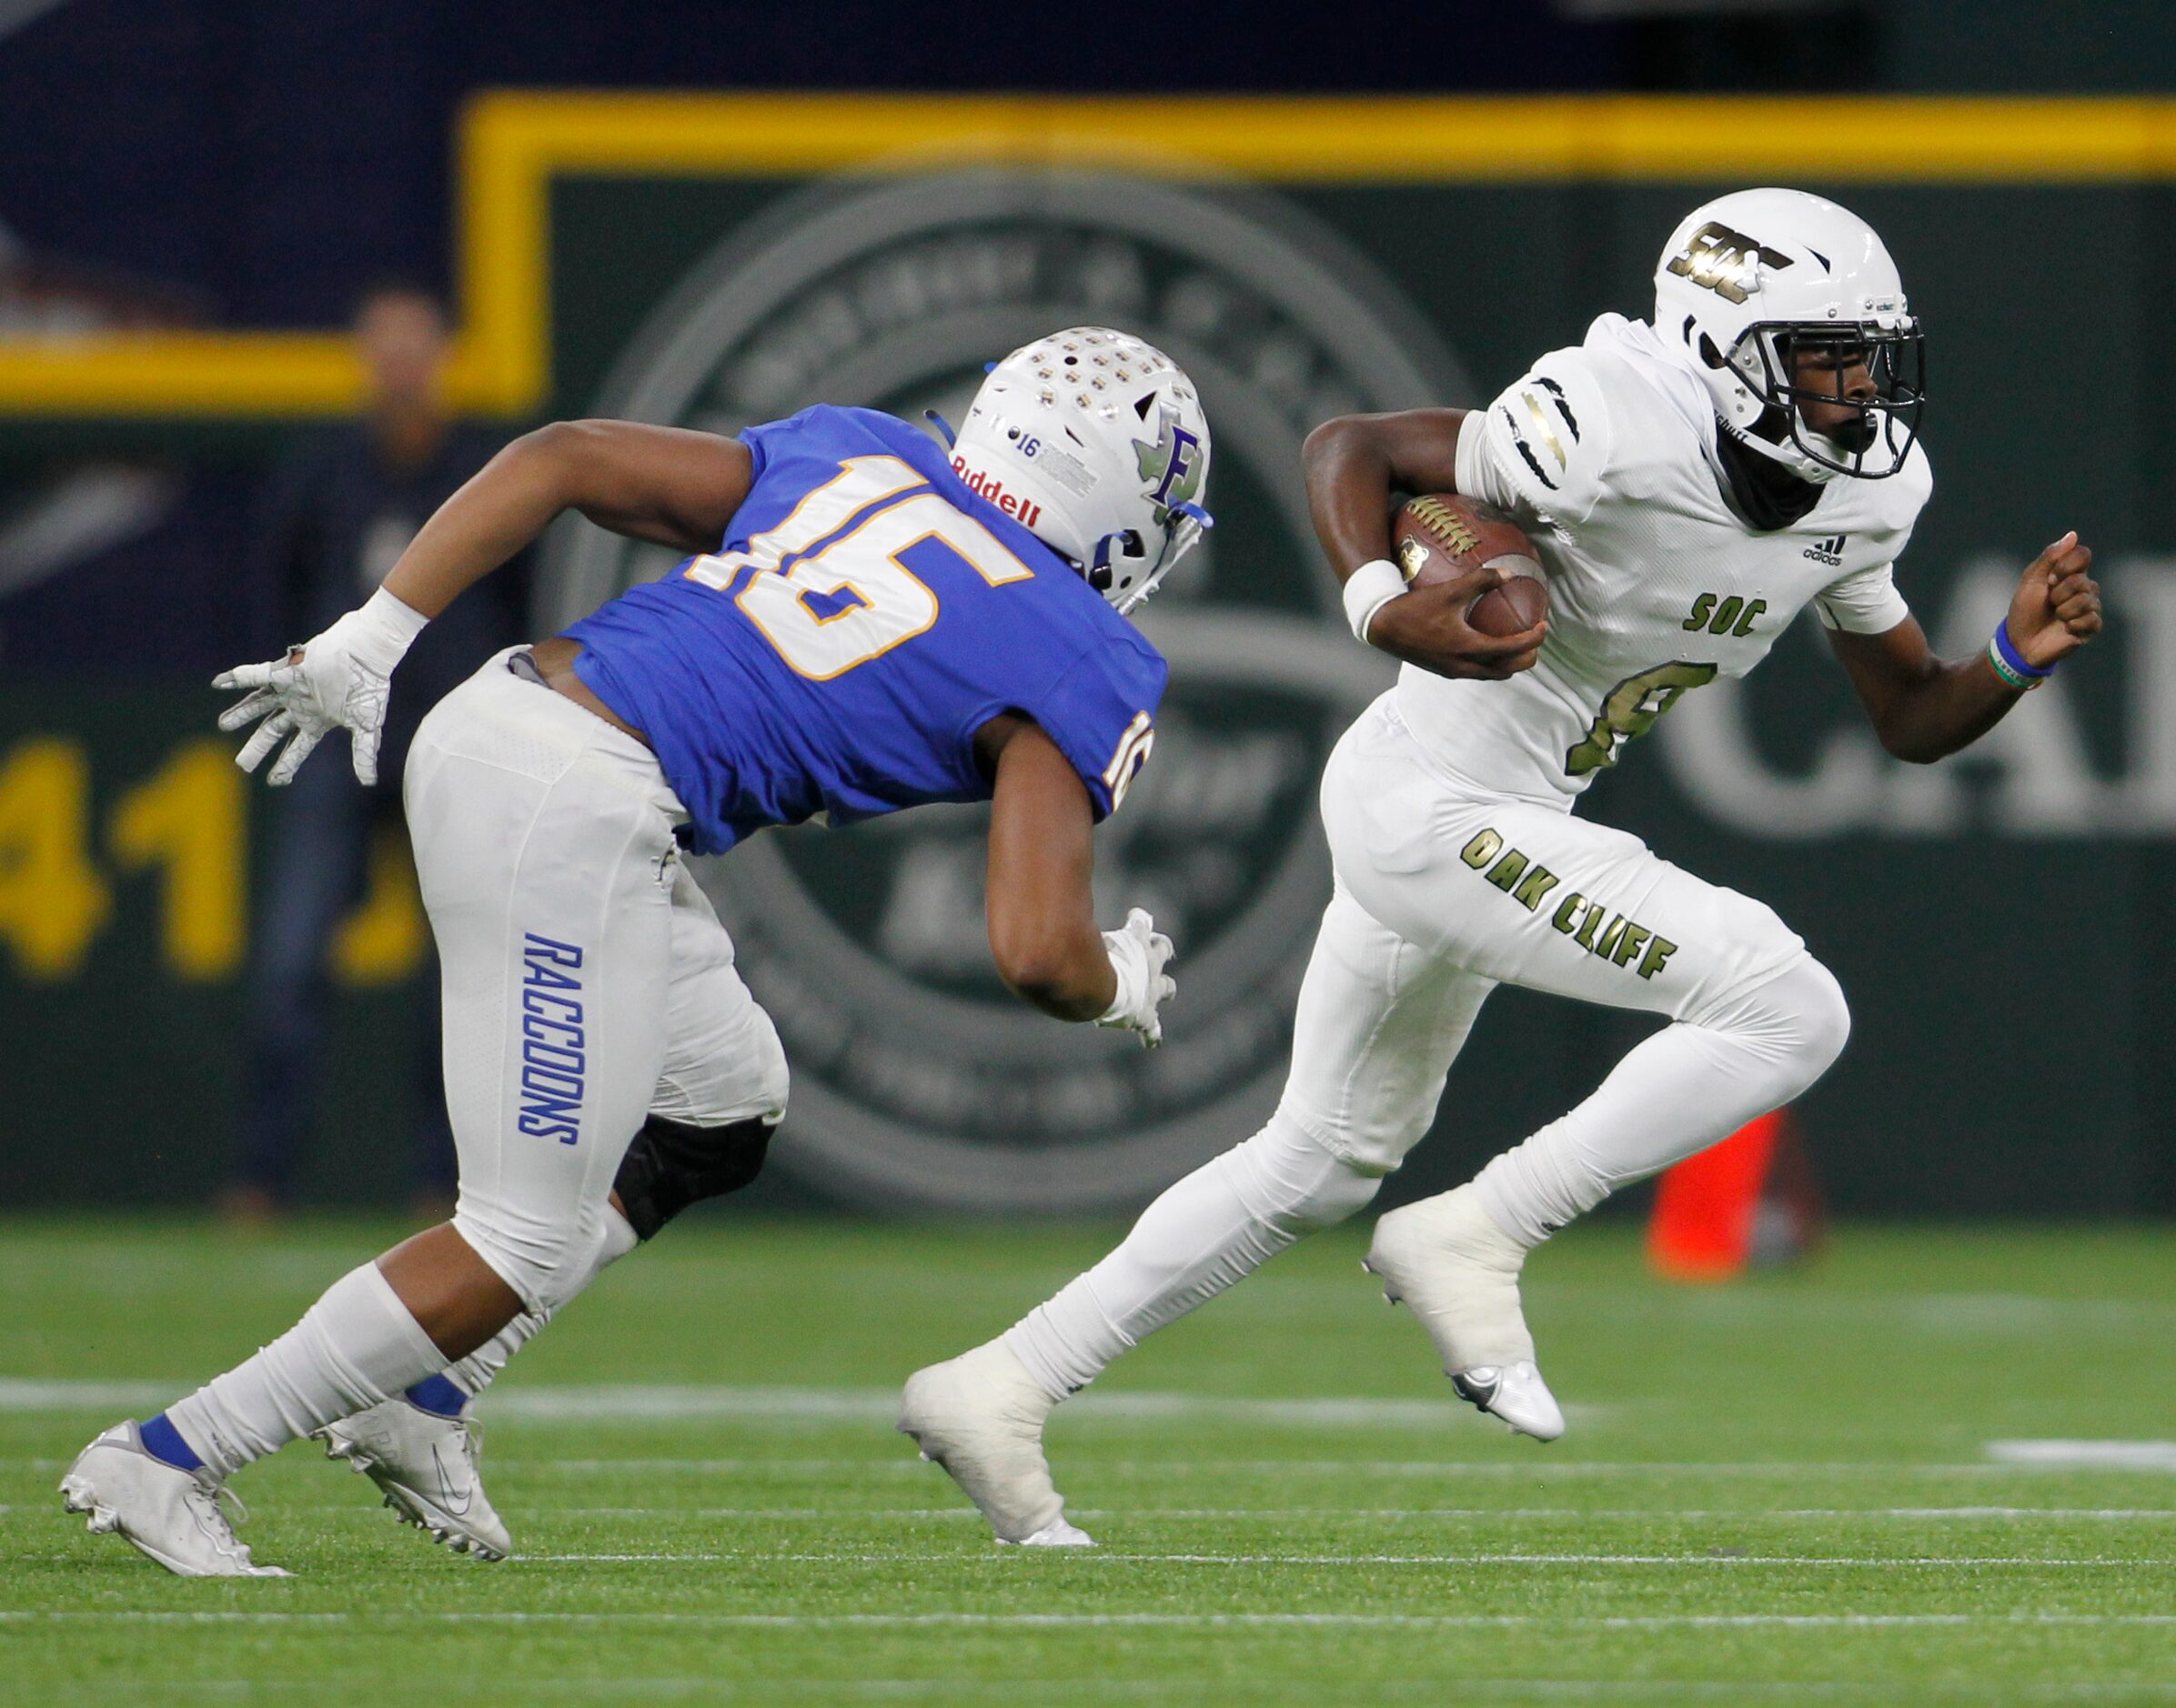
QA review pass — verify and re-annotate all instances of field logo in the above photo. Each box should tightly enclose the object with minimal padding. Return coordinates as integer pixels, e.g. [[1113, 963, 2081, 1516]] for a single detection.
[[543, 168, 1467, 1211]]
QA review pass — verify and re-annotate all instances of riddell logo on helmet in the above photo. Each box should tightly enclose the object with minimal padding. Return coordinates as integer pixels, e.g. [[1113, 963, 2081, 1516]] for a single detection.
[[952, 457, 1043, 529]]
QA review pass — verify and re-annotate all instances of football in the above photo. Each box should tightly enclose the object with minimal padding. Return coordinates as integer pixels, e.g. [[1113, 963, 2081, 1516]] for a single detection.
[[1393, 492, 1547, 637]]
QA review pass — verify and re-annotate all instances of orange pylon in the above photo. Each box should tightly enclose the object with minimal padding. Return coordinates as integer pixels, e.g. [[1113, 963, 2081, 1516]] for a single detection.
[[1647, 1108, 1801, 1282]]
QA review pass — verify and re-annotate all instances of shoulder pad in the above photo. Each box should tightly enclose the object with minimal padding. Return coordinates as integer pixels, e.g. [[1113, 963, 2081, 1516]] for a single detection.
[[1887, 436, 1934, 520], [1479, 348, 1614, 525], [1833, 435, 1933, 550]]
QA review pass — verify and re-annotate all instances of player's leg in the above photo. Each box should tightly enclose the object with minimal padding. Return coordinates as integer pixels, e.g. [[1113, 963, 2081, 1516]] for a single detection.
[[1328, 708, 1849, 1433], [64, 659, 680, 1574], [396, 860, 790, 1402], [323, 860, 789, 1548], [902, 879, 1493, 1544]]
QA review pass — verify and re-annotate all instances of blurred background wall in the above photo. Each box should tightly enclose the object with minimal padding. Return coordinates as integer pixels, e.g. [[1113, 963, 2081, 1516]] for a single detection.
[[1, 0, 2171, 1215]]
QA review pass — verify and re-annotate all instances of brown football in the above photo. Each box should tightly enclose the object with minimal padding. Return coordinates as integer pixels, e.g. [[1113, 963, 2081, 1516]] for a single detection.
[[1392, 493, 1547, 638]]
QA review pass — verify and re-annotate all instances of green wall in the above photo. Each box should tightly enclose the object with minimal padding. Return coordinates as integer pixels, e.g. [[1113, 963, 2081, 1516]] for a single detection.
[[4, 165, 2166, 1214]]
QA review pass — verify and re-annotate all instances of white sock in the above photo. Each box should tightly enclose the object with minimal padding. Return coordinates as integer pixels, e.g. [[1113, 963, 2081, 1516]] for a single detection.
[[165, 1262, 447, 1480], [1004, 1113, 1382, 1402], [441, 1206, 640, 1398], [1476, 955, 1851, 1247]]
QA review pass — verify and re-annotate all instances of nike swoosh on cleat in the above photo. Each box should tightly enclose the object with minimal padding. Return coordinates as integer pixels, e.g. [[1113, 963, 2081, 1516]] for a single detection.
[[429, 1444, 474, 1518], [1451, 1371, 1499, 1412]]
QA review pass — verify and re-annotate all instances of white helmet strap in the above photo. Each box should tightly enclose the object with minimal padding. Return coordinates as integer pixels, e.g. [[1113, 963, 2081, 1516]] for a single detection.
[[1090, 497, 1213, 614]]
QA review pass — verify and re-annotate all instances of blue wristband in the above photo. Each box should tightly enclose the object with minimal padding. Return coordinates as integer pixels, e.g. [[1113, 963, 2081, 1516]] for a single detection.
[[1990, 620, 2055, 681]]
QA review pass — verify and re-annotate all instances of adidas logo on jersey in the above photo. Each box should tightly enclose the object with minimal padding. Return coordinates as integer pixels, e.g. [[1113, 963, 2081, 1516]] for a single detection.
[[951, 457, 1043, 529], [1801, 534, 1847, 568]]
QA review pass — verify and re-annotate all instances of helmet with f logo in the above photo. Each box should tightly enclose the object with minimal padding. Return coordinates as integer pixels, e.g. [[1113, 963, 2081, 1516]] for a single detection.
[[949, 327, 1213, 613]]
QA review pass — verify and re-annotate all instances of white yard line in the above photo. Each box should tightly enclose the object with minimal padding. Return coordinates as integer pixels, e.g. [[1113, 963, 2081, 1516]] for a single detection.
[[509, 1550, 2161, 1568], [80, 1683, 2166, 1704], [1987, 1442, 2176, 1473], [503, 1460, 2131, 1478], [2, 1455, 2153, 1479], [6, 1611, 2176, 1629], [0, 1381, 173, 1412], [20, 1499, 2172, 1522], [512, 1505, 2176, 1522]]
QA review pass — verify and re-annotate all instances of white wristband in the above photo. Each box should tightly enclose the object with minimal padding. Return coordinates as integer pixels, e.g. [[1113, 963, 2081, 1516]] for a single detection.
[[349, 586, 430, 676], [1341, 558, 1407, 644]]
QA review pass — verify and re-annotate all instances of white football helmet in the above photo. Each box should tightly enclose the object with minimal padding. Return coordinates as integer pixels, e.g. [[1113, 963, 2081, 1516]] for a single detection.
[[948, 327, 1212, 613], [1654, 187, 1924, 482]]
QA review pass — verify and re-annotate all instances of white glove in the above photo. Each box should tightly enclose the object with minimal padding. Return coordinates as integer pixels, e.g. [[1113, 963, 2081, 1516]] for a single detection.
[[1094, 906, 1176, 1049], [214, 588, 428, 786]]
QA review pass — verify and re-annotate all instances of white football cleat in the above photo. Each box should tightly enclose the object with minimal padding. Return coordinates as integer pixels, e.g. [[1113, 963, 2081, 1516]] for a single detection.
[[315, 1396, 510, 1561], [59, 1421, 291, 1578], [1365, 1184, 1567, 1442], [899, 1341, 1093, 1546]]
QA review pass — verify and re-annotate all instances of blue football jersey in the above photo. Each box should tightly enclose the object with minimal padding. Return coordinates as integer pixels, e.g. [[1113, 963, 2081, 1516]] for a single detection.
[[562, 406, 1167, 855]]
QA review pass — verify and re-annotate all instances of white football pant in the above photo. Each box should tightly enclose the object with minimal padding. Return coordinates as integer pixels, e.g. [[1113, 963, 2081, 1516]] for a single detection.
[[405, 650, 790, 1314], [1006, 691, 1849, 1397], [1287, 691, 1835, 1177]]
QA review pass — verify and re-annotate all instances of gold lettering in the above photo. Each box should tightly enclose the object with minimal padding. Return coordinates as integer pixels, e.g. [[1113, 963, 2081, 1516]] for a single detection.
[[1576, 905, 1607, 952], [1513, 865, 1561, 911], [1485, 849, 1529, 892], [1593, 916, 1628, 960], [1552, 892, 1586, 934], [1460, 829, 1503, 869], [1637, 936, 1679, 980], [1733, 598, 1768, 638], [1613, 923, 1652, 967]]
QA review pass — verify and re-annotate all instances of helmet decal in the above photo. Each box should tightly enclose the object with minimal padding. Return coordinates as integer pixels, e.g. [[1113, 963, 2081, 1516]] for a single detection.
[[1665, 221, 1794, 306], [1133, 404, 1205, 522]]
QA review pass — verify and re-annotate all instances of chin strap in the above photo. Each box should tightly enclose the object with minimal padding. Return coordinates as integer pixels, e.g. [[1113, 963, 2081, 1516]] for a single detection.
[[1091, 500, 1216, 613], [922, 409, 958, 449]]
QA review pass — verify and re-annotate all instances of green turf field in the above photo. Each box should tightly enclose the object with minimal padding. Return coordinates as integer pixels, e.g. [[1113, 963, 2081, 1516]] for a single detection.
[[4, 1216, 2173, 1704]]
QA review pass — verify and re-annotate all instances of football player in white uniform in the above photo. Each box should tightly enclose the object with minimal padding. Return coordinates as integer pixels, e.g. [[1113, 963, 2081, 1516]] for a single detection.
[[902, 188, 2103, 1545]]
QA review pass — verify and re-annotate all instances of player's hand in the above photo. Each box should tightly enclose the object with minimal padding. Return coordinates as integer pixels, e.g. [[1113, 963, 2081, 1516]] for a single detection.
[[1095, 907, 1175, 1050], [2006, 531, 2101, 670], [213, 588, 428, 787], [1368, 563, 1547, 681]]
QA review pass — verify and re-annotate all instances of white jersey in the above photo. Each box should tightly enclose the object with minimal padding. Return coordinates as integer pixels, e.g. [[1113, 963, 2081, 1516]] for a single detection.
[[1394, 312, 1932, 805]]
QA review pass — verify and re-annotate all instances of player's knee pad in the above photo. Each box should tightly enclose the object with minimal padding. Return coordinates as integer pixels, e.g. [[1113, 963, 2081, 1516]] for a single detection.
[[450, 1200, 589, 1318], [1709, 952, 1852, 1097], [1775, 954, 1851, 1082], [653, 1011, 791, 1131], [610, 1112, 776, 1241], [1225, 1112, 1385, 1236]]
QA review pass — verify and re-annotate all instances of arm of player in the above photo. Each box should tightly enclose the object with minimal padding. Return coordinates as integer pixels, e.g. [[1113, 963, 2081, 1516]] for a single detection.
[[215, 420, 753, 786], [981, 716, 1175, 1042], [383, 421, 755, 617], [1301, 409, 1547, 680], [1828, 532, 2102, 764]]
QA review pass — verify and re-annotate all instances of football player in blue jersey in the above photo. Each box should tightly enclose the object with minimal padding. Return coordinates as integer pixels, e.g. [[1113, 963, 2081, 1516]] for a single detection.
[[60, 328, 1211, 1574]]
